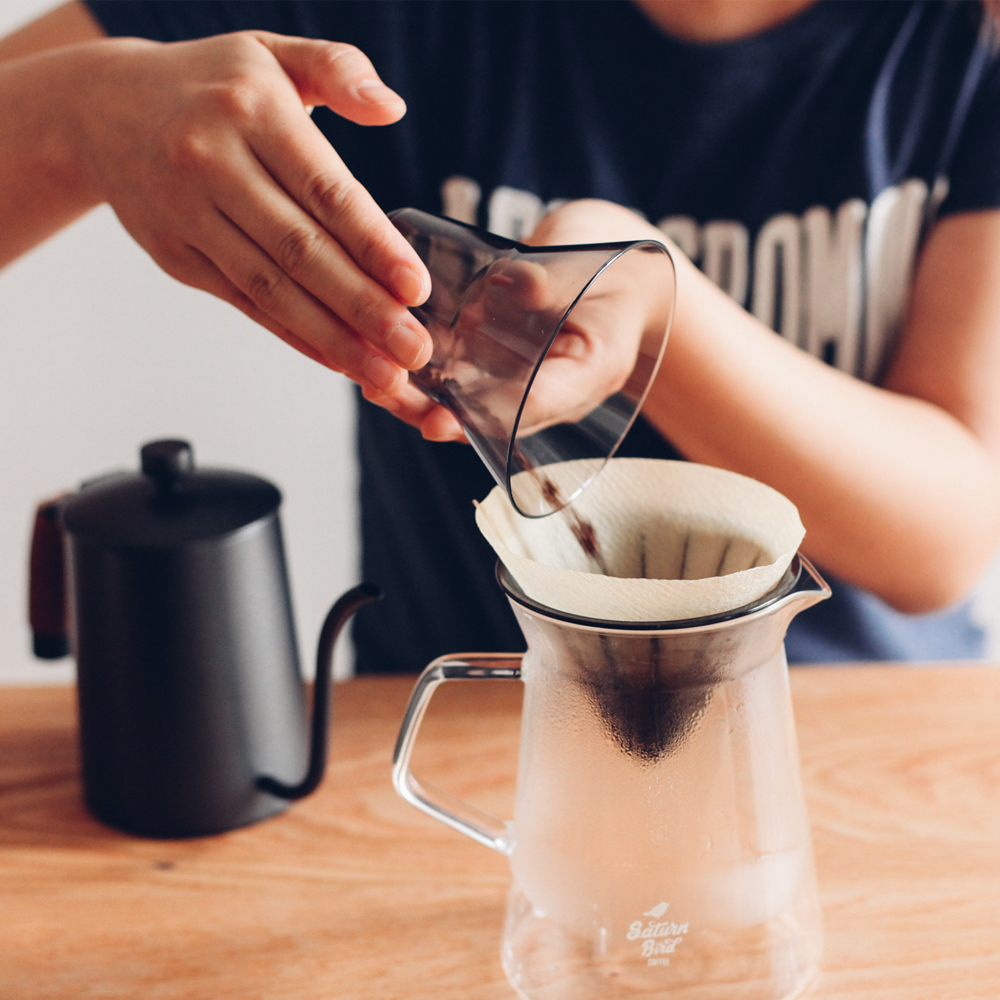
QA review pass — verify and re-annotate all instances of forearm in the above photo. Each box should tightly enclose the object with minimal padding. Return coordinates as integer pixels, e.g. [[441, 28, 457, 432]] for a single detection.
[[643, 251, 1000, 612], [0, 2, 110, 264], [0, 44, 109, 266]]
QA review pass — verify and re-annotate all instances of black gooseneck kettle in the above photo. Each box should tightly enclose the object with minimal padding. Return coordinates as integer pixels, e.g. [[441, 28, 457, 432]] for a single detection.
[[28, 439, 379, 838]]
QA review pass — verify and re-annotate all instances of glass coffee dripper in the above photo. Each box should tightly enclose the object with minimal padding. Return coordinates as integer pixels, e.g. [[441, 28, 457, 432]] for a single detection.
[[390, 209, 675, 516], [393, 556, 830, 1000]]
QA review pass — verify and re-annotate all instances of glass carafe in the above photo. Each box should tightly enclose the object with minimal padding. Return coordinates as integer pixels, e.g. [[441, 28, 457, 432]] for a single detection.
[[393, 556, 829, 1000]]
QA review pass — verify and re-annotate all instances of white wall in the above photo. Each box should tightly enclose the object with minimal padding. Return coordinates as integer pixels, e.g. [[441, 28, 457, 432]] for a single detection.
[[0, 2, 359, 684]]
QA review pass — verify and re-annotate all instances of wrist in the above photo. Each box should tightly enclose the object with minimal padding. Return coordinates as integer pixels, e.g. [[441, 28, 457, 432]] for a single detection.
[[0, 43, 119, 264], [57, 38, 162, 205], [0, 41, 126, 207]]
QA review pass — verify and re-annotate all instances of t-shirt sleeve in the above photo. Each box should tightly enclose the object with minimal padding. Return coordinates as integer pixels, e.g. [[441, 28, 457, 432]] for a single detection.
[[84, 1, 305, 42], [939, 53, 1000, 216]]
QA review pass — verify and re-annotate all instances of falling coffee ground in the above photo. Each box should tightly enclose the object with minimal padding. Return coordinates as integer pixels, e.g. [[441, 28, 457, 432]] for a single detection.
[[509, 443, 609, 574], [537, 472, 610, 576]]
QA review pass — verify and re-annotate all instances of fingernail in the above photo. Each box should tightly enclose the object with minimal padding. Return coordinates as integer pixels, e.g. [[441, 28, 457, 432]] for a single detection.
[[362, 355, 401, 394], [386, 323, 429, 369], [391, 263, 430, 306], [356, 79, 403, 106]]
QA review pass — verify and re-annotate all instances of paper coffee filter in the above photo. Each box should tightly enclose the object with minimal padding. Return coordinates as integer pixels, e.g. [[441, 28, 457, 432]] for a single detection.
[[475, 458, 805, 622]]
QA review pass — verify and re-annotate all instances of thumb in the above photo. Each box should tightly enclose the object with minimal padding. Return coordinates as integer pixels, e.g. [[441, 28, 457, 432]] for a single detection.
[[252, 32, 406, 126]]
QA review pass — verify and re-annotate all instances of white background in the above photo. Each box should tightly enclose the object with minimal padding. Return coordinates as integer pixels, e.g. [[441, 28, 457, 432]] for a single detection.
[[0, 0, 997, 686]]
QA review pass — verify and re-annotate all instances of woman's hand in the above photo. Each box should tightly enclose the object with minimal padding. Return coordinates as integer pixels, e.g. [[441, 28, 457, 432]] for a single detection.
[[72, 32, 434, 395], [1, 18, 441, 418], [511, 202, 1000, 614]]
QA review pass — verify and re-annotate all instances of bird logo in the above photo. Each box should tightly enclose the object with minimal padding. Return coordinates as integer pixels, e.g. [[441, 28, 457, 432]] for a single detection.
[[643, 902, 669, 919]]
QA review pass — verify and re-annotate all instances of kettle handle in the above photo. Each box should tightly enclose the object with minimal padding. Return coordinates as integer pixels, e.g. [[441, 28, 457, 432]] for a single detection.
[[392, 654, 523, 855], [28, 497, 70, 660], [257, 582, 382, 800]]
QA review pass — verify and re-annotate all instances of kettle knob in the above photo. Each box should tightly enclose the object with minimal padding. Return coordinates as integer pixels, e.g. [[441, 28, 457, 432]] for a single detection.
[[141, 439, 193, 495]]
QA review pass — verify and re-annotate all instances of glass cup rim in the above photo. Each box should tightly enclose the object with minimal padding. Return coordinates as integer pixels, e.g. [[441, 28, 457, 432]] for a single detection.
[[505, 239, 675, 519], [389, 208, 676, 519]]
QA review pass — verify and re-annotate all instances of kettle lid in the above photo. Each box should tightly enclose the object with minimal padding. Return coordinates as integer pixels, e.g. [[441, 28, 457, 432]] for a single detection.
[[61, 440, 282, 548]]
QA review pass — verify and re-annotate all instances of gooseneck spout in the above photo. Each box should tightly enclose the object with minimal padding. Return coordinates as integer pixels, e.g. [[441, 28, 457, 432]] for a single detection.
[[257, 582, 382, 800]]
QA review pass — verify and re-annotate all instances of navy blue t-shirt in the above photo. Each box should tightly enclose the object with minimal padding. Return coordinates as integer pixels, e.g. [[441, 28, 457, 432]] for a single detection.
[[86, 0, 1000, 669]]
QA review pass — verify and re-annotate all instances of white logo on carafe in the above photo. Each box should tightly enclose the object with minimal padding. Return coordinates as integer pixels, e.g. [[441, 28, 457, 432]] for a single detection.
[[628, 902, 689, 966]]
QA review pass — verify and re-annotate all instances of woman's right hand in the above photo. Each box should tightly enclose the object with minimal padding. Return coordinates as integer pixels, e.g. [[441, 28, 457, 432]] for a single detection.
[[73, 32, 434, 397], [1, 18, 452, 428]]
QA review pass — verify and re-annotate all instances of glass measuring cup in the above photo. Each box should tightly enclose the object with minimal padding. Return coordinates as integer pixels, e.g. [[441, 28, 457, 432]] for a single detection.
[[390, 209, 675, 517]]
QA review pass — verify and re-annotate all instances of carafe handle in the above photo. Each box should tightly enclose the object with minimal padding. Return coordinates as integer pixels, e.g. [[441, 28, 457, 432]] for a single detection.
[[392, 654, 522, 855]]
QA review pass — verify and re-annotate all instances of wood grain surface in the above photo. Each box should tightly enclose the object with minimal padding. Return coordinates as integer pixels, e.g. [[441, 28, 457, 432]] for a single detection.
[[0, 667, 998, 999]]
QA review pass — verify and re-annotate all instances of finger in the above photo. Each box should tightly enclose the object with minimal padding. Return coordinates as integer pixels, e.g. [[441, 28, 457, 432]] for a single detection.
[[212, 152, 431, 369], [519, 348, 634, 434], [361, 380, 437, 425], [361, 381, 423, 417], [166, 235, 465, 444], [245, 35, 430, 306], [157, 241, 335, 367], [360, 384, 423, 429], [190, 251, 425, 414], [183, 223, 464, 443], [361, 381, 467, 441], [420, 407, 466, 442], [190, 211, 411, 395], [482, 259, 551, 311], [242, 99, 430, 308], [547, 331, 588, 359], [252, 33, 406, 125]]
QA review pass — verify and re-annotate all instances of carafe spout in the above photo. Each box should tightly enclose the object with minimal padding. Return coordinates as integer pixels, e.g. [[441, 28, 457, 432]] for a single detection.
[[773, 554, 831, 618]]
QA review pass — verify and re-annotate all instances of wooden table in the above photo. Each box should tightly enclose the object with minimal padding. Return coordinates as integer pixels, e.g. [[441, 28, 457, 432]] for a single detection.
[[1, 668, 999, 999]]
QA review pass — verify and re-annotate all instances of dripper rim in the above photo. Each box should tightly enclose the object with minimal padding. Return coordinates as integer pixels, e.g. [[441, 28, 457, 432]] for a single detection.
[[497, 554, 824, 635]]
